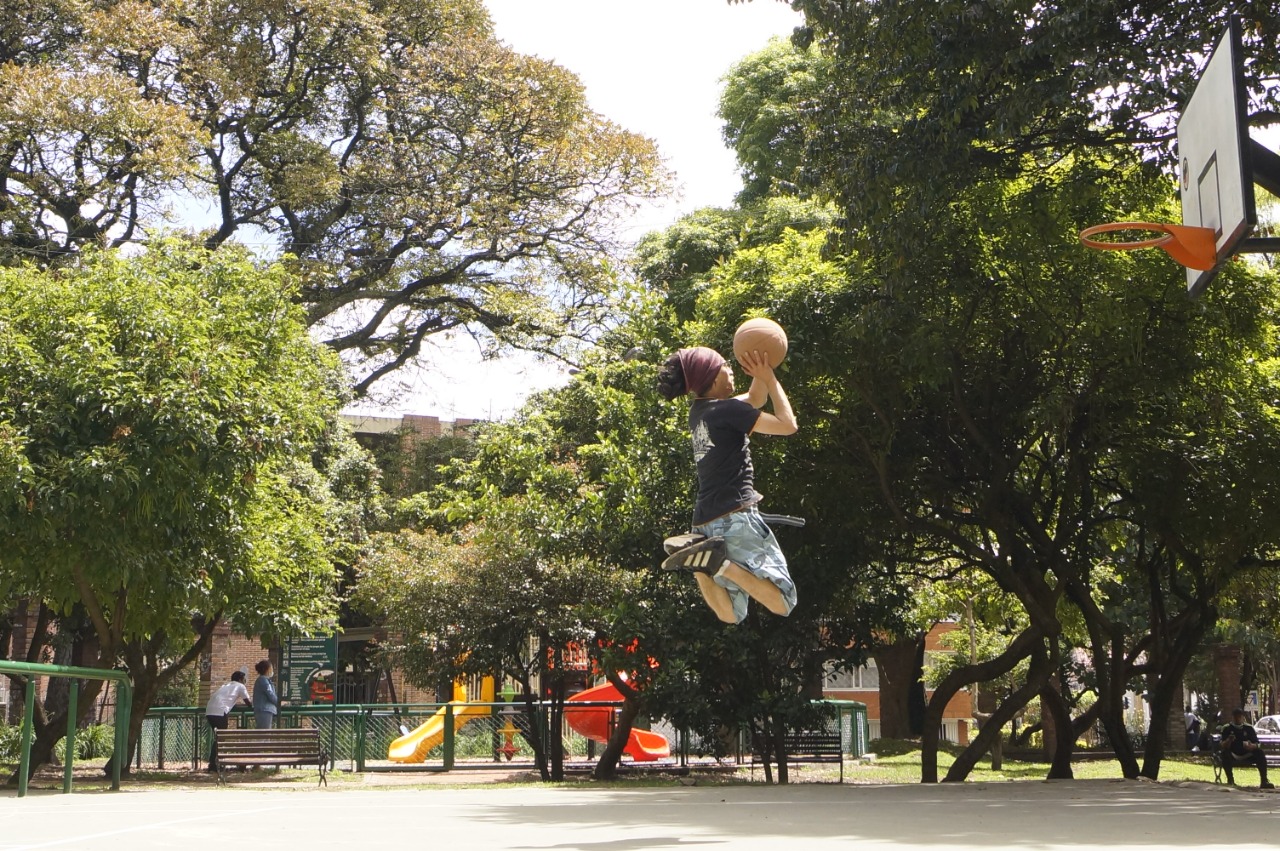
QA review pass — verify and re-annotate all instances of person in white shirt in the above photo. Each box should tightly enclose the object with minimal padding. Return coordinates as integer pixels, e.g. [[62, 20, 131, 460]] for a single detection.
[[205, 670, 251, 771]]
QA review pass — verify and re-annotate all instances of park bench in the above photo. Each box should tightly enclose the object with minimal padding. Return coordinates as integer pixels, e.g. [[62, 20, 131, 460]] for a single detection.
[[214, 727, 329, 786], [1209, 733, 1280, 785], [752, 729, 845, 782]]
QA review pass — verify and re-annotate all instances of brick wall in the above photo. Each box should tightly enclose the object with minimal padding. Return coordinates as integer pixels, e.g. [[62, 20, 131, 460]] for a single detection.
[[198, 623, 275, 706], [400, 414, 443, 443]]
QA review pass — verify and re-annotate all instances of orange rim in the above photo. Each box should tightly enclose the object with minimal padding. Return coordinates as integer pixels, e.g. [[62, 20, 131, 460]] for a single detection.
[[1079, 222, 1174, 251]]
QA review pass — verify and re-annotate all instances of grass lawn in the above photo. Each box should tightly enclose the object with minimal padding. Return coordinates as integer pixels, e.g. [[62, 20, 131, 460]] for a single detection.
[[769, 739, 1222, 785]]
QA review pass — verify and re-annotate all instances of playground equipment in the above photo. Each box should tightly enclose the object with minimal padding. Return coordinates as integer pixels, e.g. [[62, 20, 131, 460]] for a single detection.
[[564, 677, 670, 761], [495, 714, 521, 760], [387, 676, 495, 763]]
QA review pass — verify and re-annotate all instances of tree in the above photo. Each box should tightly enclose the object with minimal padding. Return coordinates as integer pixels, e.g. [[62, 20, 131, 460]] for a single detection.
[[726, 2, 1280, 784], [354, 512, 634, 781], [719, 36, 827, 204], [0, 239, 349, 780], [793, 1, 1280, 256], [0, 0, 670, 393]]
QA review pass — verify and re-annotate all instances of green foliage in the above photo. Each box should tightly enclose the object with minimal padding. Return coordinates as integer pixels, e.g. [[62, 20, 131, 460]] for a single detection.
[[154, 664, 200, 708], [374, 434, 476, 503], [795, 1, 1280, 259], [0, 237, 351, 779], [719, 36, 828, 203], [0, 723, 19, 762], [0, 720, 113, 764], [0, 240, 346, 640], [53, 725, 115, 762], [0, 0, 671, 393]]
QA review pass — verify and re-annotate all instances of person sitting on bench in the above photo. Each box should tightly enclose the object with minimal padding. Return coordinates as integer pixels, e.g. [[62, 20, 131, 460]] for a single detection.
[[1220, 708, 1275, 789]]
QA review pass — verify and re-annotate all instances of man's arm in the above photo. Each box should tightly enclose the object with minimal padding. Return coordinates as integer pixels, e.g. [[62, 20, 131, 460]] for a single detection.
[[739, 350, 797, 435]]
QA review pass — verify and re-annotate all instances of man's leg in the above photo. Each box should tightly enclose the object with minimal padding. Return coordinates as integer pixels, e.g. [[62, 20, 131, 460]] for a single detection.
[[1250, 751, 1273, 788], [694, 573, 739, 624], [206, 715, 227, 771], [717, 561, 789, 615]]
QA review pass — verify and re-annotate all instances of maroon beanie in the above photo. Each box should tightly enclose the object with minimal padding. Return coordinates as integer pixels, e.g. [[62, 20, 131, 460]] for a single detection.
[[677, 347, 725, 396]]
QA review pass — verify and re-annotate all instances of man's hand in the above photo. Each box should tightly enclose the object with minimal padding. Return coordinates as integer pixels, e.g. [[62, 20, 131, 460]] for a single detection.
[[737, 348, 776, 382]]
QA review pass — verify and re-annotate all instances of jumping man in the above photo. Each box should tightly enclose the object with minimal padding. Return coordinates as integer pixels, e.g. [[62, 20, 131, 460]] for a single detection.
[[655, 345, 798, 624]]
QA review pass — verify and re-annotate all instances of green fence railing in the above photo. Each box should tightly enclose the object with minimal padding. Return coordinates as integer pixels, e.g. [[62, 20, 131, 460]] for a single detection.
[[0, 660, 133, 798], [135, 698, 869, 775]]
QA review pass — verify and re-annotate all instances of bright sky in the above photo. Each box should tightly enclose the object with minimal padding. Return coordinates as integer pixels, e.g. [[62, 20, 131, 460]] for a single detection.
[[348, 0, 803, 421]]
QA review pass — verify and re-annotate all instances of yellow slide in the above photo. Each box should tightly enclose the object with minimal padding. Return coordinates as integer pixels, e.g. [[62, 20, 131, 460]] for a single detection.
[[387, 676, 496, 763]]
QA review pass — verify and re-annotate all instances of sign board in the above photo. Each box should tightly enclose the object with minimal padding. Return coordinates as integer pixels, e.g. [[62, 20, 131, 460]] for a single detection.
[[280, 635, 337, 703]]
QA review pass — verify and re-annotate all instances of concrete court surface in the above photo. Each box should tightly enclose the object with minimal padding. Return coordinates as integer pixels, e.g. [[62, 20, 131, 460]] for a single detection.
[[3, 778, 1279, 851]]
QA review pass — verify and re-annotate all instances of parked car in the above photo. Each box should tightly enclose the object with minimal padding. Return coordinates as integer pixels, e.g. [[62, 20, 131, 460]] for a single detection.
[[1253, 715, 1280, 735]]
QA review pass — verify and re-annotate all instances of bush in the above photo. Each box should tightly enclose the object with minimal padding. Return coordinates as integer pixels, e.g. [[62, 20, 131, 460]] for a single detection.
[[0, 723, 20, 762], [53, 725, 114, 762]]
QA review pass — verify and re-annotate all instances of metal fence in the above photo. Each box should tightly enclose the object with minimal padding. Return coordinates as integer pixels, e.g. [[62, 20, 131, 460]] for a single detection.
[[136, 699, 868, 774]]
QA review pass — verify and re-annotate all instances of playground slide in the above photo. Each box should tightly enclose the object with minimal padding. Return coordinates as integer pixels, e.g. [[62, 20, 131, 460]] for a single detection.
[[387, 676, 496, 764], [565, 680, 670, 761]]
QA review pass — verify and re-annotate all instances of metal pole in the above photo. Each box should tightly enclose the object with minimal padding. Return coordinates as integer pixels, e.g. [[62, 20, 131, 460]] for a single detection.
[[18, 677, 35, 798], [113, 680, 130, 791], [328, 634, 338, 770], [354, 708, 366, 772], [63, 680, 79, 794], [443, 703, 455, 770]]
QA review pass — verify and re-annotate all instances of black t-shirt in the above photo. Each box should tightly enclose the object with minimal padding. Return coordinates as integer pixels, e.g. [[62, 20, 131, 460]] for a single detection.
[[689, 397, 762, 525], [1221, 721, 1260, 755]]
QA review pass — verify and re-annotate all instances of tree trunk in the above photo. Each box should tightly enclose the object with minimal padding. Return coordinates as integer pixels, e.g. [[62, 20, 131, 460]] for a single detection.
[[944, 645, 1051, 782], [547, 645, 566, 782], [518, 688, 550, 782], [772, 715, 790, 785], [8, 678, 107, 787], [1215, 644, 1244, 715], [1039, 676, 1075, 779], [921, 626, 1043, 782], [105, 621, 221, 777], [1140, 626, 1209, 779], [872, 634, 925, 740], [751, 722, 774, 785], [974, 694, 1001, 769], [592, 671, 640, 781], [4, 605, 111, 787]]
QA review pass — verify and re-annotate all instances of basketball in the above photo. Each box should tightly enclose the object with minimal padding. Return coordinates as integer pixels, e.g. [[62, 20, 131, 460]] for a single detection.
[[733, 317, 788, 368]]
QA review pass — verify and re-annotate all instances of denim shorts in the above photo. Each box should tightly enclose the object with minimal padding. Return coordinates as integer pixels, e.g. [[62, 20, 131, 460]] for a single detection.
[[694, 507, 796, 624]]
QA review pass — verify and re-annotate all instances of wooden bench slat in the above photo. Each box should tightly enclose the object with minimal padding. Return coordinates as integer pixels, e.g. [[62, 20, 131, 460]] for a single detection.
[[214, 728, 328, 786]]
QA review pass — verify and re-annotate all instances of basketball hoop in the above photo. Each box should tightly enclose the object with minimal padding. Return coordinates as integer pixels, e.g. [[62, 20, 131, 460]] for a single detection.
[[1079, 221, 1217, 271]]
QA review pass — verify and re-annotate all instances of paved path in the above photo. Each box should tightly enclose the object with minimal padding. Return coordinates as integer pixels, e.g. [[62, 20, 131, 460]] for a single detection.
[[3, 778, 1279, 850]]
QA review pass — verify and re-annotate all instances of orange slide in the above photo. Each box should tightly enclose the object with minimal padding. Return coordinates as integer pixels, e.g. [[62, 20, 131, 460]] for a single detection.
[[565, 680, 669, 761]]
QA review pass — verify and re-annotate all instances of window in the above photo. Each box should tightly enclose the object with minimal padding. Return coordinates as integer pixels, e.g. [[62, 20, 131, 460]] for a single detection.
[[823, 660, 878, 689]]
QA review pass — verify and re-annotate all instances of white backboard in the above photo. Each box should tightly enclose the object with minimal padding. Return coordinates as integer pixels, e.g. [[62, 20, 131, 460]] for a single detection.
[[1177, 16, 1255, 296]]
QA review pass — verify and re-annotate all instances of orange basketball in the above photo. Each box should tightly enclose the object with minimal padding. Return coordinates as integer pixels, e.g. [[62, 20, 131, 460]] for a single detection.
[[733, 317, 788, 368]]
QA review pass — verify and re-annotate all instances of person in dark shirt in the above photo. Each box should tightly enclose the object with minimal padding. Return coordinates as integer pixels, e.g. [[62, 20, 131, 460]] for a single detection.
[[656, 344, 798, 624], [1220, 708, 1275, 788]]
